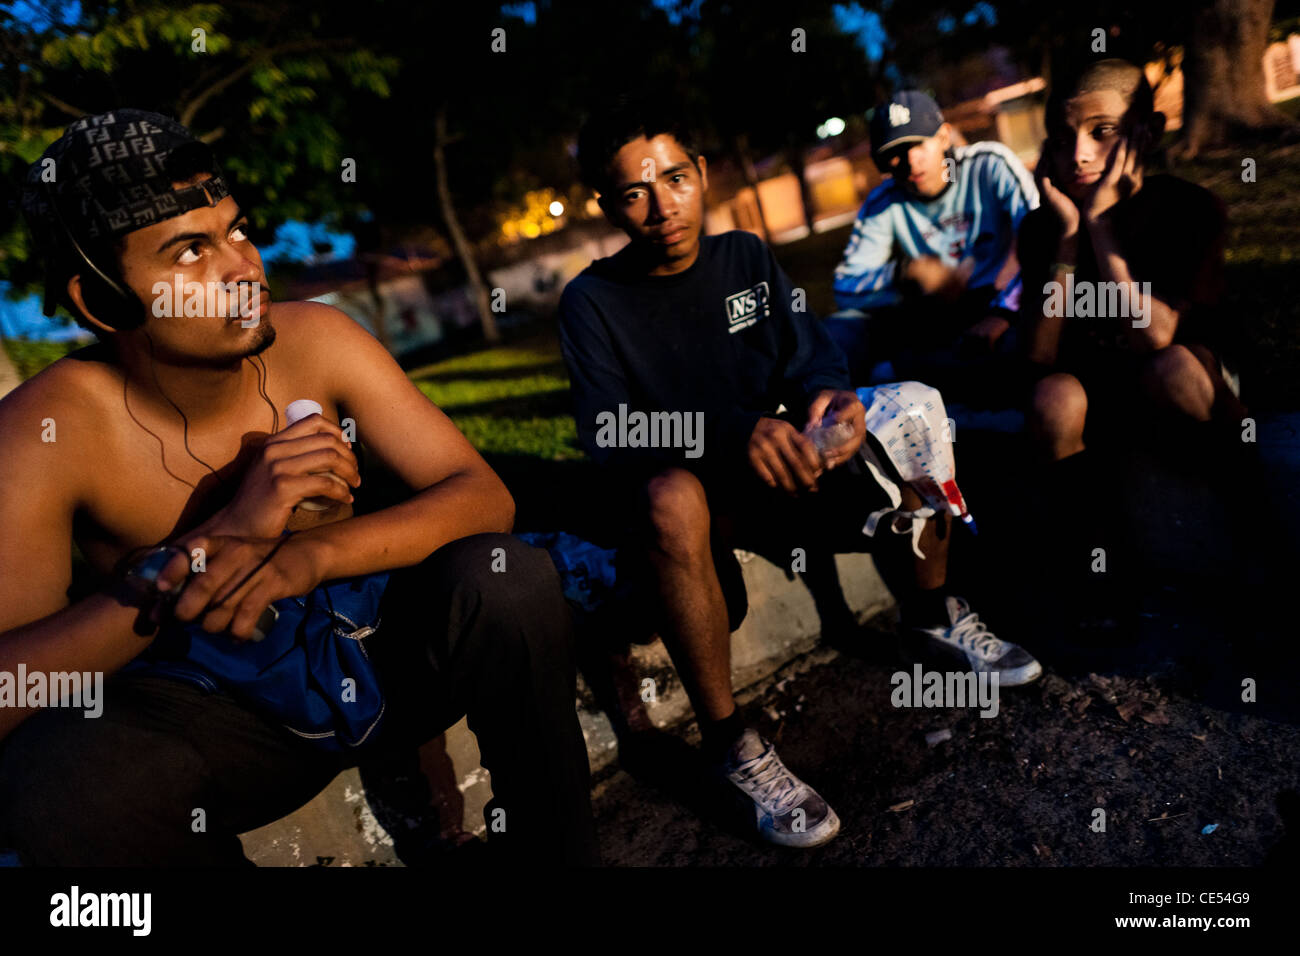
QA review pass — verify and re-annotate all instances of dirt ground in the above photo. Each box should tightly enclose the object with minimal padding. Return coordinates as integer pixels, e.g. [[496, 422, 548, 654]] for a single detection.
[[592, 629, 1300, 866], [589, 427, 1300, 867]]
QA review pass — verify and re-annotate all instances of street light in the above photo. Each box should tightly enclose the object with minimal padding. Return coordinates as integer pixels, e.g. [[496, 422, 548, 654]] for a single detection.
[[817, 116, 846, 139], [549, 200, 565, 216]]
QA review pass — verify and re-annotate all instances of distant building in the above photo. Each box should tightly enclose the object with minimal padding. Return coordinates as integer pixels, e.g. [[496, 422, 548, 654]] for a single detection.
[[705, 77, 1046, 244], [287, 222, 629, 359], [287, 249, 457, 357], [1264, 34, 1300, 102]]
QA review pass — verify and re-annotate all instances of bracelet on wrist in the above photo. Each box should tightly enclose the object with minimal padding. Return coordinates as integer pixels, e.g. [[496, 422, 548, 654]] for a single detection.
[[105, 545, 190, 632]]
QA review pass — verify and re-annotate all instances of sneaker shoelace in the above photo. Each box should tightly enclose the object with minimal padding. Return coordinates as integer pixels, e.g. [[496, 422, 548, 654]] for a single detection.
[[732, 745, 808, 815], [949, 609, 1005, 661]]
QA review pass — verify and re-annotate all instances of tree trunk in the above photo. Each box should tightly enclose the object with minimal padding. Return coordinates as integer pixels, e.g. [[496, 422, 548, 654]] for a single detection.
[[786, 141, 816, 234], [1177, 0, 1298, 156], [433, 105, 499, 344], [730, 133, 772, 244]]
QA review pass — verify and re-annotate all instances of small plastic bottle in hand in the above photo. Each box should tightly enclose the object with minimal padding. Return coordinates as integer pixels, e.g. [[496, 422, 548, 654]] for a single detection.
[[805, 413, 856, 463], [285, 399, 349, 511]]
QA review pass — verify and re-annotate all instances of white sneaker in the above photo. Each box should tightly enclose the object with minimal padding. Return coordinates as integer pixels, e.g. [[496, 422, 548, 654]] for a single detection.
[[716, 728, 841, 848], [909, 596, 1042, 687]]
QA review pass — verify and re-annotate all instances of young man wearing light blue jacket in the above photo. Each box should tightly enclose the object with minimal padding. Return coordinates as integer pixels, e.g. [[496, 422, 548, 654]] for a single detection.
[[829, 91, 1039, 402]]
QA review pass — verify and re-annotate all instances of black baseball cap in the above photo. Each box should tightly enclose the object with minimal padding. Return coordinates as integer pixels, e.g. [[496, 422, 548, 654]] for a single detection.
[[21, 109, 234, 316], [870, 91, 946, 157]]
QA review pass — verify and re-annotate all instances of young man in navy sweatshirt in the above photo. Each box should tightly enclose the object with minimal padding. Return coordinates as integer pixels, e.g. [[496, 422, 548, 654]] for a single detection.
[[558, 100, 1041, 849]]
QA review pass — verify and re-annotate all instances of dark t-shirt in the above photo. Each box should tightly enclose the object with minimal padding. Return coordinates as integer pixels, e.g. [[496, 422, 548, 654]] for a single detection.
[[1018, 175, 1230, 367], [557, 230, 850, 482]]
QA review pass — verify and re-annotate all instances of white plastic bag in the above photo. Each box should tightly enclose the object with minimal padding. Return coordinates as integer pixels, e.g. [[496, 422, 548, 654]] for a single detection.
[[853, 382, 975, 558]]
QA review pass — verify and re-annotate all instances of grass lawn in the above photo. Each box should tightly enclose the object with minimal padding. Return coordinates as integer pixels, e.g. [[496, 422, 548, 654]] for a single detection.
[[2, 336, 82, 380], [406, 332, 581, 460]]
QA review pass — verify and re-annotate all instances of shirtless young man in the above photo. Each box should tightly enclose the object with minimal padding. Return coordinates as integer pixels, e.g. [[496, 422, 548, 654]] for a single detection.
[[0, 110, 597, 865]]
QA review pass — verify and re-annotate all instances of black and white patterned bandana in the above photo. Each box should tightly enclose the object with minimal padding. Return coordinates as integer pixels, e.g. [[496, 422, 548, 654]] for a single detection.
[[21, 109, 235, 312]]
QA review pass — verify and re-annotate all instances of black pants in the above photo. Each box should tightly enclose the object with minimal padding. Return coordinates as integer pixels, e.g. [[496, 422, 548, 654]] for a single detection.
[[0, 533, 598, 866]]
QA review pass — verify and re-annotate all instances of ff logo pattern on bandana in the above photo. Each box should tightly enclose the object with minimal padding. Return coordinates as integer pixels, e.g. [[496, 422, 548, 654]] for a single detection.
[[23, 109, 232, 246]]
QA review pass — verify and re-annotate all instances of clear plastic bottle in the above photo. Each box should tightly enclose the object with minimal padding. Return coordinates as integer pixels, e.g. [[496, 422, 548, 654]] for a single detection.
[[805, 415, 856, 462]]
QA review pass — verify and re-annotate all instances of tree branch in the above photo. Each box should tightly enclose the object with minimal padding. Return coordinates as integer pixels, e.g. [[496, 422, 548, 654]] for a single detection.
[[39, 91, 87, 120], [176, 37, 354, 128], [177, 63, 224, 114]]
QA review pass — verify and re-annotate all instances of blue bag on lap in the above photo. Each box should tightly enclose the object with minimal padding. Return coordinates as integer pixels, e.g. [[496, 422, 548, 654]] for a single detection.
[[122, 570, 391, 752]]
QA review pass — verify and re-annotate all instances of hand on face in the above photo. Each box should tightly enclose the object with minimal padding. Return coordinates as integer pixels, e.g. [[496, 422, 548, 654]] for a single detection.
[[1081, 135, 1140, 223], [1043, 88, 1145, 232], [1035, 137, 1081, 238]]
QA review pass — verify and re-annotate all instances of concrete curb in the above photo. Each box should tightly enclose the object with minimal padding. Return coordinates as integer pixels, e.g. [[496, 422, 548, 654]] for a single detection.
[[239, 550, 894, 865]]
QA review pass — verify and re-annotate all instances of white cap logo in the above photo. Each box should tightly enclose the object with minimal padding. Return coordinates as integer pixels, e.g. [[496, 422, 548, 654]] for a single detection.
[[889, 103, 911, 127]]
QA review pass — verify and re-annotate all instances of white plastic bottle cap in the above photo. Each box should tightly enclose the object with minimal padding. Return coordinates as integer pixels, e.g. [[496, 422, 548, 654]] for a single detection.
[[285, 399, 324, 426], [284, 399, 334, 511]]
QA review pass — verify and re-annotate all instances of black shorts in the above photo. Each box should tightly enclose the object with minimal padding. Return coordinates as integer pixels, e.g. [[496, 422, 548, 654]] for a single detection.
[[1059, 339, 1238, 437], [608, 458, 896, 638]]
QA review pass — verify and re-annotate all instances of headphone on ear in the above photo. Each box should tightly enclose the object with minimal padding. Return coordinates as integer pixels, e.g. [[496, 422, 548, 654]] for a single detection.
[[40, 177, 143, 331]]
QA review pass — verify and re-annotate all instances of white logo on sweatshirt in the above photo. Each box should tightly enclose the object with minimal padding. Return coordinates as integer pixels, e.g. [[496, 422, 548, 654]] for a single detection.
[[724, 281, 770, 333]]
